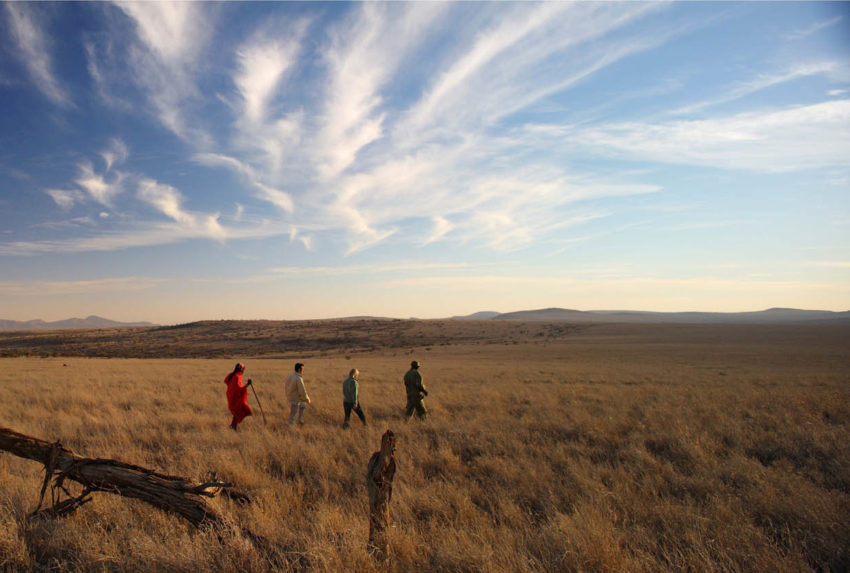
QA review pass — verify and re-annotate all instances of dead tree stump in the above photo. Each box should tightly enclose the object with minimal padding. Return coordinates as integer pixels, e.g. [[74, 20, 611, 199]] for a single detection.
[[367, 429, 396, 560]]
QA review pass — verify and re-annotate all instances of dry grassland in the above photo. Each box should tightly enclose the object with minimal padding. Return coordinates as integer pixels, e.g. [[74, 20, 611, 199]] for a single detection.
[[0, 322, 848, 571]]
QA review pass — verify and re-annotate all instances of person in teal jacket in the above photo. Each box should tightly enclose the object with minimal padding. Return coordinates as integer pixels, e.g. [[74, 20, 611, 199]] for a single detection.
[[403, 360, 428, 421], [342, 368, 367, 428]]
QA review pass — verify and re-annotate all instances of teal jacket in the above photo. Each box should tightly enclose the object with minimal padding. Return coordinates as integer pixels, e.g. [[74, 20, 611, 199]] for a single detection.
[[342, 376, 359, 404]]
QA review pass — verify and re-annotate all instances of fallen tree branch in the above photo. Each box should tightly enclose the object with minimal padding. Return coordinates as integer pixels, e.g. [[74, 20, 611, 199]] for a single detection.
[[0, 427, 249, 531], [30, 488, 93, 520]]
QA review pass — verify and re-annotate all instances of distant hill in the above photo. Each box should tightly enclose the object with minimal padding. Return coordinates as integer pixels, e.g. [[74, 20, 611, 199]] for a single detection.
[[0, 316, 155, 331], [4, 307, 849, 333], [450, 311, 501, 320], [490, 307, 850, 324]]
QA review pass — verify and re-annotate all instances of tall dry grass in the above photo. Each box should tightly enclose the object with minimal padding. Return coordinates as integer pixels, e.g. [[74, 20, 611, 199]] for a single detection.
[[0, 324, 848, 571]]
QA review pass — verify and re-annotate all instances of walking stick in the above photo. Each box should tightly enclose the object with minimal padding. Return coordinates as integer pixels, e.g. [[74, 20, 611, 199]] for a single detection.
[[248, 381, 267, 425]]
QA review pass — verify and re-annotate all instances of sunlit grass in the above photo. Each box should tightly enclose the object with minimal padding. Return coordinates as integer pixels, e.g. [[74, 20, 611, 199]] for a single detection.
[[1, 324, 848, 570]]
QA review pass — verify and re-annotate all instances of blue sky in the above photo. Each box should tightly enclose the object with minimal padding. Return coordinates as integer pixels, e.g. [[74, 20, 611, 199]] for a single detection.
[[1, 2, 848, 323]]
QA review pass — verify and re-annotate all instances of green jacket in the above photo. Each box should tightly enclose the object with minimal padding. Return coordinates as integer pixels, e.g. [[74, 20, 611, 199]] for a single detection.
[[404, 368, 426, 401], [342, 376, 359, 404]]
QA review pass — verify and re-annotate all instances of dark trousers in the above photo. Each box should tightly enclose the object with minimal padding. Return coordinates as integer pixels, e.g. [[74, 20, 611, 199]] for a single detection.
[[404, 398, 428, 421], [343, 402, 366, 426]]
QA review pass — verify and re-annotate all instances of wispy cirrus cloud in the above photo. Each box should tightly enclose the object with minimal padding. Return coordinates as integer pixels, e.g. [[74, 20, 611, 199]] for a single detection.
[[315, 3, 447, 180], [101, 138, 129, 172], [192, 153, 294, 212], [672, 61, 843, 116], [116, 2, 208, 65], [77, 3, 669, 256], [785, 16, 842, 41], [17, 2, 843, 264], [396, 2, 661, 144], [234, 33, 301, 124], [75, 161, 125, 208], [110, 1, 213, 143], [308, 2, 667, 253], [0, 276, 164, 296], [229, 22, 308, 178], [136, 177, 227, 240], [423, 217, 453, 246], [66, 139, 129, 208], [268, 261, 493, 276], [4, 2, 71, 107], [0, 215, 294, 256], [559, 99, 850, 172], [136, 178, 195, 225], [44, 189, 85, 210], [317, 130, 659, 253]]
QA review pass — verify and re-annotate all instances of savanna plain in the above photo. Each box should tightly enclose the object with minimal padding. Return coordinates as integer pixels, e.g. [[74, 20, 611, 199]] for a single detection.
[[0, 320, 848, 571]]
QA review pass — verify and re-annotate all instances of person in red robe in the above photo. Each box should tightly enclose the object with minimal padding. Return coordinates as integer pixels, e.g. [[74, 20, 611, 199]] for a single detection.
[[225, 363, 253, 430]]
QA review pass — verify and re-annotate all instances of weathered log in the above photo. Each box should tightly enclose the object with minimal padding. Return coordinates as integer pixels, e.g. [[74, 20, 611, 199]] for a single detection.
[[31, 488, 93, 519], [367, 429, 396, 560], [0, 427, 241, 529]]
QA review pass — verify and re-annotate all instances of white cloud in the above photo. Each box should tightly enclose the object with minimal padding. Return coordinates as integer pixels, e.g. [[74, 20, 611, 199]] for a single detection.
[[423, 216, 453, 245], [104, 3, 671, 256], [111, 1, 213, 143], [253, 182, 294, 213], [344, 227, 397, 256], [192, 153, 294, 212], [0, 216, 295, 256], [280, 2, 667, 253], [318, 131, 659, 253], [316, 3, 447, 180], [4, 3, 71, 107], [193, 153, 253, 178], [83, 39, 133, 112], [234, 36, 300, 124], [136, 178, 194, 225], [16, 2, 843, 265], [785, 16, 842, 41], [135, 177, 228, 241], [45, 189, 84, 210], [0, 277, 164, 297], [75, 161, 124, 207], [672, 62, 841, 116], [396, 2, 660, 144], [224, 17, 311, 180], [287, 228, 313, 251], [115, 2, 208, 65], [101, 138, 129, 172], [564, 100, 850, 172]]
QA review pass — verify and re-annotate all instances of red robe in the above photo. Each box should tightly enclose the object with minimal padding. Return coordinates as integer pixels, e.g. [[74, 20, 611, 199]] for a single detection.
[[225, 371, 253, 427]]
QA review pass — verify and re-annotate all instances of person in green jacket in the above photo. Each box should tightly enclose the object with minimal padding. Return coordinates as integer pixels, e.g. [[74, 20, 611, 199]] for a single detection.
[[342, 368, 367, 428], [403, 360, 428, 421]]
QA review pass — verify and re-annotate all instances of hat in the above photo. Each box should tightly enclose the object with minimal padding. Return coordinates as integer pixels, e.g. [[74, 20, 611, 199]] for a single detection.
[[411, 360, 421, 368]]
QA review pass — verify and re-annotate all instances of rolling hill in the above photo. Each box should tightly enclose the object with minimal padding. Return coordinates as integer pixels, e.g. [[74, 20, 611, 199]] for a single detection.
[[486, 307, 850, 324], [0, 315, 155, 331]]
